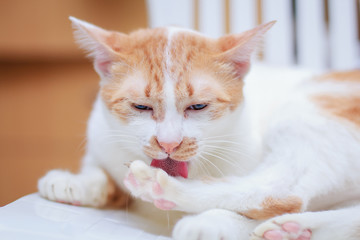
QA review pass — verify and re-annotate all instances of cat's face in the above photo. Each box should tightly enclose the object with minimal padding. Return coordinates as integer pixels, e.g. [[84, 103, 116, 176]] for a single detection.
[[100, 28, 245, 164], [70, 17, 274, 177]]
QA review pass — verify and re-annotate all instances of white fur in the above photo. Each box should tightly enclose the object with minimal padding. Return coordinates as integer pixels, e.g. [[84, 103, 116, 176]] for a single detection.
[[38, 18, 360, 240]]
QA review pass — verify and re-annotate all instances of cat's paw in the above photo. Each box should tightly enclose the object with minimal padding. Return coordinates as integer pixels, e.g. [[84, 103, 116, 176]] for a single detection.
[[38, 169, 108, 207], [173, 209, 244, 240], [251, 217, 312, 240], [123, 160, 182, 210]]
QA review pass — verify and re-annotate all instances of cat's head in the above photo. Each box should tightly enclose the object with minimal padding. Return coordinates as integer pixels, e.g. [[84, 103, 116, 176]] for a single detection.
[[70, 17, 274, 178]]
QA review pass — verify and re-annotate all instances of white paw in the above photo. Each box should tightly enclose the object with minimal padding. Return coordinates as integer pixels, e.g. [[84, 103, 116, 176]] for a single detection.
[[38, 169, 108, 207], [173, 209, 245, 240], [123, 160, 182, 210], [251, 215, 312, 240]]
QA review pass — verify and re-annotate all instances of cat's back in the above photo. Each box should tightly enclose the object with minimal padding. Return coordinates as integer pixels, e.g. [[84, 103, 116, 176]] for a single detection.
[[243, 64, 317, 135], [244, 65, 360, 137], [310, 70, 360, 129]]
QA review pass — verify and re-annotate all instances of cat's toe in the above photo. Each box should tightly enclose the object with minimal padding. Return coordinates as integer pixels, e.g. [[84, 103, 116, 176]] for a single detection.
[[130, 160, 154, 182], [124, 160, 156, 197], [124, 172, 139, 189], [155, 168, 169, 188], [252, 218, 312, 240], [38, 170, 84, 206]]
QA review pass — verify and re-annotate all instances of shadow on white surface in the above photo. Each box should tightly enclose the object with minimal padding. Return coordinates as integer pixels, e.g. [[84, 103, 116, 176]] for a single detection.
[[0, 194, 172, 240]]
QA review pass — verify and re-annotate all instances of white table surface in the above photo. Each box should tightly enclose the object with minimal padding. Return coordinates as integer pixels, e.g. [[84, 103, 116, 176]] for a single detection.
[[0, 194, 172, 240]]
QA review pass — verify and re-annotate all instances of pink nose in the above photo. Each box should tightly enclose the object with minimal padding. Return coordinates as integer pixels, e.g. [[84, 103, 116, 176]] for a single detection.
[[158, 141, 180, 154]]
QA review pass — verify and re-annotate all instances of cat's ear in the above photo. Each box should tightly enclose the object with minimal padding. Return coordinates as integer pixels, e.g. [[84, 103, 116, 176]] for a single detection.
[[217, 21, 276, 77], [69, 16, 127, 79]]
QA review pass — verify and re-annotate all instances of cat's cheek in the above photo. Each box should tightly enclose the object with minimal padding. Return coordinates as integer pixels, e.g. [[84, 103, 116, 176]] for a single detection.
[[132, 117, 157, 137], [182, 119, 204, 141]]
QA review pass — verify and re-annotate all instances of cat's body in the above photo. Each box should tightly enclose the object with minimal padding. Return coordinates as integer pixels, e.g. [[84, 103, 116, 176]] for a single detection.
[[38, 18, 360, 240]]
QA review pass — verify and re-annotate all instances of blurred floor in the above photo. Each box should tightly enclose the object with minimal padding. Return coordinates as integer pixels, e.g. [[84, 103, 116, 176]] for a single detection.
[[0, 62, 99, 206]]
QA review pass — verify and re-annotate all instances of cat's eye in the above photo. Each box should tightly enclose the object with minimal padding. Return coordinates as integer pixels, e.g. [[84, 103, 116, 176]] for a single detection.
[[187, 104, 208, 111], [133, 104, 153, 111]]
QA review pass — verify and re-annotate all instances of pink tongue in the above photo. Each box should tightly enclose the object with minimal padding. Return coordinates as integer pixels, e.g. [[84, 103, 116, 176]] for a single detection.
[[151, 158, 188, 178]]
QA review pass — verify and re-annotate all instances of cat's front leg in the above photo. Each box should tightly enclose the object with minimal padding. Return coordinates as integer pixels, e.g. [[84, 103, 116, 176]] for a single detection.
[[38, 155, 129, 207], [123, 160, 186, 211], [38, 167, 109, 207], [123, 160, 304, 216]]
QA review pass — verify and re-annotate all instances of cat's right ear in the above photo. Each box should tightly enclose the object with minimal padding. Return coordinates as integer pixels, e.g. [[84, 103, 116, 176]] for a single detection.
[[69, 17, 127, 80]]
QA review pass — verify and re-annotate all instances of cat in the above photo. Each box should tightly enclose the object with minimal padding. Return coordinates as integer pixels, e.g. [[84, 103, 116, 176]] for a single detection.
[[38, 17, 360, 240]]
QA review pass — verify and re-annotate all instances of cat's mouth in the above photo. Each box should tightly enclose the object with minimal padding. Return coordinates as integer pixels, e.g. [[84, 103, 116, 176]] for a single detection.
[[150, 157, 189, 178]]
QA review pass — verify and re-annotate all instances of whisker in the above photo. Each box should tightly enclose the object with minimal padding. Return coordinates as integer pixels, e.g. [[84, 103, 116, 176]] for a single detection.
[[200, 140, 250, 147], [202, 151, 238, 168], [204, 148, 238, 163], [102, 132, 137, 138], [100, 136, 139, 141], [201, 134, 242, 140], [100, 142, 137, 149], [196, 158, 211, 176], [98, 134, 138, 140], [198, 154, 224, 177], [101, 138, 139, 144], [103, 128, 136, 133], [76, 136, 88, 152], [101, 143, 139, 150], [167, 211, 170, 229], [203, 144, 252, 158]]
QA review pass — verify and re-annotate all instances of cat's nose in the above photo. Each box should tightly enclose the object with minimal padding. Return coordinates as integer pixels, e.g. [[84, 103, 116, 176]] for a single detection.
[[158, 141, 180, 154]]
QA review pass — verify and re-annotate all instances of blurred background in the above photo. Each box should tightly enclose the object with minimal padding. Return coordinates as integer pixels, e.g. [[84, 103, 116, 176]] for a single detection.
[[0, 0, 359, 206], [0, 0, 148, 206]]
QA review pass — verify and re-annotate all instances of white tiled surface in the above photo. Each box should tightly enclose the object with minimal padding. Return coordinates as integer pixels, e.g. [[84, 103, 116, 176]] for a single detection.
[[0, 194, 172, 240]]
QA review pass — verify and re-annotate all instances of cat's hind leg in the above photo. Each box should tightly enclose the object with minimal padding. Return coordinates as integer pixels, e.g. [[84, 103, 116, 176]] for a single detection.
[[173, 209, 259, 240], [251, 204, 360, 240]]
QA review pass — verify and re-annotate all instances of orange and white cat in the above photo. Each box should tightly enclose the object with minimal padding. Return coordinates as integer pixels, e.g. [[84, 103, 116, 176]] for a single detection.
[[38, 17, 360, 240]]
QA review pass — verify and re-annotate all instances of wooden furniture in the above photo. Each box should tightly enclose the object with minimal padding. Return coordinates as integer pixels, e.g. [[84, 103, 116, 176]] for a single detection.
[[146, 0, 360, 70]]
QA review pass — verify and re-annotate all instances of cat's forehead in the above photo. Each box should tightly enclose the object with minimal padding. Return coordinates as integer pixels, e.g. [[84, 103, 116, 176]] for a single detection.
[[126, 27, 218, 78], [120, 27, 220, 97]]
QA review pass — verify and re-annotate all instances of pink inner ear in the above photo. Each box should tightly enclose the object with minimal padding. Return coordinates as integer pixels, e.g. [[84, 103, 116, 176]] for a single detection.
[[233, 60, 250, 78], [95, 59, 112, 76]]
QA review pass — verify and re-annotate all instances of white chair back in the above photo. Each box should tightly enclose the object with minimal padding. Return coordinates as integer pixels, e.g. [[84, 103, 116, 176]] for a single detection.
[[146, 0, 359, 70]]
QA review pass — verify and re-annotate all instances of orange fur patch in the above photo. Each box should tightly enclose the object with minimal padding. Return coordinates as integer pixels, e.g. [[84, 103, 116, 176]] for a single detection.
[[143, 136, 163, 159], [313, 95, 360, 127], [170, 137, 198, 161], [105, 172, 131, 208], [313, 70, 360, 127], [242, 196, 303, 220], [316, 70, 360, 82]]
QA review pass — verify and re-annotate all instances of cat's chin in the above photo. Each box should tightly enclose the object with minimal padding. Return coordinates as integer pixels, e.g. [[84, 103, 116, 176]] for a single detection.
[[150, 157, 189, 178]]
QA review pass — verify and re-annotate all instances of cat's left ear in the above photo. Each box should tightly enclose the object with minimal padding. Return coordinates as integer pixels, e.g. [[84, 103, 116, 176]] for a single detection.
[[69, 17, 128, 79], [217, 21, 276, 77]]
